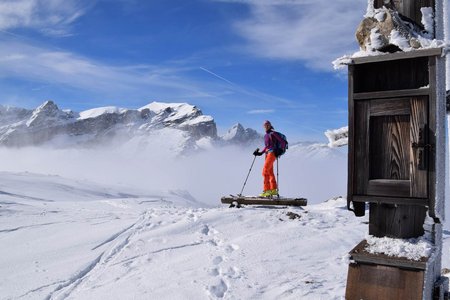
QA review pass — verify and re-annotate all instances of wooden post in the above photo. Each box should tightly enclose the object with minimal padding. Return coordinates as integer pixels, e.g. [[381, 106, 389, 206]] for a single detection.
[[345, 0, 448, 299]]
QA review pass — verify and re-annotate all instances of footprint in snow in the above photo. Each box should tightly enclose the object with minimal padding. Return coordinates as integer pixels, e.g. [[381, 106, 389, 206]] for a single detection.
[[213, 256, 223, 265], [225, 244, 239, 253], [208, 239, 218, 247], [201, 224, 210, 235], [209, 279, 228, 298], [222, 266, 241, 279], [209, 268, 220, 276]]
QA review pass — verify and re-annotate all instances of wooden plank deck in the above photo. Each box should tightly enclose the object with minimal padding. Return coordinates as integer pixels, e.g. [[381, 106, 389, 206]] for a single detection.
[[221, 196, 307, 207]]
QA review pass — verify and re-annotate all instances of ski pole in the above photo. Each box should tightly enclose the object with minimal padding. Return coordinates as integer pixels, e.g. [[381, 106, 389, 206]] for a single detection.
[[238, 152, 257, 196], [276, 157, 280, 198]]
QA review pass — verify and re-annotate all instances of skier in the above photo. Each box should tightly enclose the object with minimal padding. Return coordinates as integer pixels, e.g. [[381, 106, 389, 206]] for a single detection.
[[253, 120, 278, 197]]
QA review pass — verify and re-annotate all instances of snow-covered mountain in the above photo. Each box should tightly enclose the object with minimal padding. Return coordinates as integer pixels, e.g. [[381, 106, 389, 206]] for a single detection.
[[288, 141, 347, 159], [0, 101, 218, 152], [0, 101, 349, 159], [220, 123, 262, 146]]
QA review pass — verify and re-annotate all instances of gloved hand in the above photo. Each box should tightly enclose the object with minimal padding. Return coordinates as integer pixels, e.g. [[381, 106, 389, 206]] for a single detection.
[[253, 148, 262, 156]]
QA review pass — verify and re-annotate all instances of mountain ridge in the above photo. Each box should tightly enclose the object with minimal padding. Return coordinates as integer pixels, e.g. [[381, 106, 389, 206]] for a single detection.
[[0, 100, 347, 158], [0, 101, 262, 152]]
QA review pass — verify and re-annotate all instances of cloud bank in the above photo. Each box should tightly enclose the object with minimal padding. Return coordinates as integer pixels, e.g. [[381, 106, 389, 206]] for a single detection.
[[0, 0, 90, 36], [0, 144, 347, 207], [220, 0, 450, 79], [220, 0, 367, 71], [0, 39, 224, 106]]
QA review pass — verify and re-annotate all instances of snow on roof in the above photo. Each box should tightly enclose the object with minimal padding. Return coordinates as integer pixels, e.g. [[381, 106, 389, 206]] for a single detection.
[[332, 5, 447, 70], [365, 235, 433, 261], [78, 106, 128, 120]]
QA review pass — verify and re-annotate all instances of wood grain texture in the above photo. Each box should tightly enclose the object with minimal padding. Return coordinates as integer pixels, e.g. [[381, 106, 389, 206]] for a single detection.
[[367, 179, 410, 197], [347, 65, 356, 211], [410, 97, 428, 198], [352, 195, 427, 206], [355, 101, 370, 195], [369, 98, 410, 116], [353, 87, 430, 100], [353, 96, 429, 200], [369, 114, 410, 181], [353, 57, 429, 93], [369, 203, 426, 238], [348, 66, 368, 217], [428, 57, 437, 217], [346, 263, 424, 300]]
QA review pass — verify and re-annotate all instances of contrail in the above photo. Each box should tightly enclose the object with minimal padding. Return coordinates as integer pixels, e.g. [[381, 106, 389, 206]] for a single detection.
[[199, 67, 236, 86], [200, 66, 293, 106], [0, 29, 24, 38]]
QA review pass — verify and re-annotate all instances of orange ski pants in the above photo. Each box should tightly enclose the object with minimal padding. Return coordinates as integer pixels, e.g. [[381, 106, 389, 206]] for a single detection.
[[263, 152, 277, 191]]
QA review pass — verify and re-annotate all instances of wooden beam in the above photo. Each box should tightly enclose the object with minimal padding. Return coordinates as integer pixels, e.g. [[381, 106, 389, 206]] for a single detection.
[[350, 48, 443, 65], [352, 195, 428, 206], [369, 203, 426, 238], [353, 88, 430, 100], [221, 196, 307, 207]]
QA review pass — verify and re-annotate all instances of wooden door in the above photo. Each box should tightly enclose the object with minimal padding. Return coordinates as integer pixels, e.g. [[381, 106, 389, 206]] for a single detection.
[[354, 96, 428, 199]]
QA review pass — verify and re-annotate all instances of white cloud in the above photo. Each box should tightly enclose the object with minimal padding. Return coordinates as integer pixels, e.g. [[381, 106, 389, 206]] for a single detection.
[[0, 0, 90, 36], [0, 38, 301, 111], [247, 109, 275, 114], [217, 0, 367, 71], [220, 0, 450, 79], [0, 39, 217, 102], [214, 0, 317, 5]]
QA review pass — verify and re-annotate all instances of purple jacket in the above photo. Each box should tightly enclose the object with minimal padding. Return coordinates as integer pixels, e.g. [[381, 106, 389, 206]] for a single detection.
[[261, 130, 276, 154]]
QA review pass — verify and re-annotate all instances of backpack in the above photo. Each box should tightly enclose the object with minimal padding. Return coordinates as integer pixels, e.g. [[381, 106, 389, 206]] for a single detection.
[[271, 131, 288, 157]]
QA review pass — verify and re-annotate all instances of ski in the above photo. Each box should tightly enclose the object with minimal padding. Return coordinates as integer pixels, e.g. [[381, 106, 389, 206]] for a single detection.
[[221, 195, 307, 207]]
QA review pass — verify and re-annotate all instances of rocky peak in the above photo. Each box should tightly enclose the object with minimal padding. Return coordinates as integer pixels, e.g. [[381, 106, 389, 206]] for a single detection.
[[222, 123, 245, 140], [0, 100, 218, 149], [140, 102, 203, 125], [0, 105, 32, 126], [26, 100, 74, 127], [222, 123, 261, 145]]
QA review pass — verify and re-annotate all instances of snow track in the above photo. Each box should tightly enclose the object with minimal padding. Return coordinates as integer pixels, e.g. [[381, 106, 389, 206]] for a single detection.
[[47, 212, 154, 300]]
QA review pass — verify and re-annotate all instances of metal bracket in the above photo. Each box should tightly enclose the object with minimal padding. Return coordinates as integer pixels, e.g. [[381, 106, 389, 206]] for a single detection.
[[412, 127, 431, 170]]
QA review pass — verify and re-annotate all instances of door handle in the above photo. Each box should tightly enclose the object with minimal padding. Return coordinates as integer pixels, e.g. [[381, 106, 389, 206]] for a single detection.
[[411, 128, 431, 170], [411, 142, 432, 149]]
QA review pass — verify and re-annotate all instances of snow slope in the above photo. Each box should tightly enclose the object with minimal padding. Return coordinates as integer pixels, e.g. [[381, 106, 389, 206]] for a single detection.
[[1, 167, 450, 299], [0, 171, 369, 300]]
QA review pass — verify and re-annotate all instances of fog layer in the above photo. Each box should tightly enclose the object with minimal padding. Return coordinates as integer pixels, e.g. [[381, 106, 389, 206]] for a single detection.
[[0, 144, 347, 207]]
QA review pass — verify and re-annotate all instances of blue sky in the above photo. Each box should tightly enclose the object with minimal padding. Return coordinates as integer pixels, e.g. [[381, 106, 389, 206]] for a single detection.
[[0, 0, 371, 141]]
